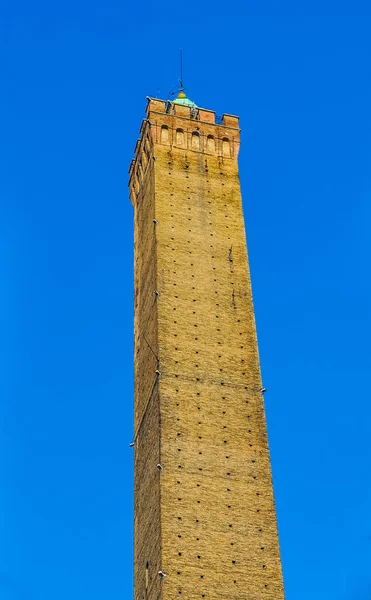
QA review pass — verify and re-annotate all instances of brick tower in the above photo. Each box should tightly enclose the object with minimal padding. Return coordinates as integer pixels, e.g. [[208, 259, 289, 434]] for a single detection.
[[129, 91, 285, 600]]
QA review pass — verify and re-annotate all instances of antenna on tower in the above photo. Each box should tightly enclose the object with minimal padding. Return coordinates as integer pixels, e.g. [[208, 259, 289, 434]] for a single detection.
[[169, 50, 188, 99], [179, 48, 184, 95], [178, 49, 186, 98]]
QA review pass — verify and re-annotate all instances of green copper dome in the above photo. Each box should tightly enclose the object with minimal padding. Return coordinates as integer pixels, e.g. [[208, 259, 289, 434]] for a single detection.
[[172, 90, 197, 108]]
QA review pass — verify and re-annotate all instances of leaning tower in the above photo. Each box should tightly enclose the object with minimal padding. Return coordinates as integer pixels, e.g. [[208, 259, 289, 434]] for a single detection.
[[129, 90, 285, 600]]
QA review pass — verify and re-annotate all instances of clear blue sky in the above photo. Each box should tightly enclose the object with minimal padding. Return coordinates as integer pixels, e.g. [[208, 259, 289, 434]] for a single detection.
[[1, 0, 370, 598]]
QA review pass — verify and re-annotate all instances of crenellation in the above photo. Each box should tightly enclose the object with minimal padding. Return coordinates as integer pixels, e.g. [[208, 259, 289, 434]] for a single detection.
[[172, 102, 191, 118], [222, 114, 239, 128], [198, 108, 215, 124], [146, 97, 167, 114]]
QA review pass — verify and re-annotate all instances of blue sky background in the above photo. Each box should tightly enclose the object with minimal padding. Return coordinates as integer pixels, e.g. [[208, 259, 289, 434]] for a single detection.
[[1, 0, 371, 598]]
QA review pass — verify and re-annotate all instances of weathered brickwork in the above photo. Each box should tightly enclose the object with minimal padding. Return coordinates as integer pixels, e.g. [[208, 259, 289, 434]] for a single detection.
[[130, 98, 285, 600]]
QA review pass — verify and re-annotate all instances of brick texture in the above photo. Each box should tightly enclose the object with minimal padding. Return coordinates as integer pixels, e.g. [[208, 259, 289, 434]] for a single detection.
[[130, 99, 285, 600]]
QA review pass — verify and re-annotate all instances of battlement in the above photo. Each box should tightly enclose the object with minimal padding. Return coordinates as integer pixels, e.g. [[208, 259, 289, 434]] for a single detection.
[[128, 97, 241, 206], [145, 97, 239, 129]]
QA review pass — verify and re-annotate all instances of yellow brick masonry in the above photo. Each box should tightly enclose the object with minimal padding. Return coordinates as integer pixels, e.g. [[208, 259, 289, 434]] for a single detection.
[[130, 98, 285, 600]]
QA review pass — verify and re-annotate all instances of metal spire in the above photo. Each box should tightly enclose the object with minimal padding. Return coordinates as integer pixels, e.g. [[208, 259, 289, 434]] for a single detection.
[[171, 49, 197, 107], [178, 49, 186, 99]]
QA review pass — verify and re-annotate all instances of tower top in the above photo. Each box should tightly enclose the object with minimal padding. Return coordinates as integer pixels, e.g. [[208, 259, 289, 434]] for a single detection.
[[171, 49, 197, 108]]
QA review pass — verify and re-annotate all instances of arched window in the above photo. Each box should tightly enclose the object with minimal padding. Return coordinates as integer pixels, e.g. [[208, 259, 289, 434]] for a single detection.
[[222, 137, 231, 157], [207, 135, 215, 152], [161, 125, 169, 143], [176, 128, 184, 145], [192, 131, 200, 150]]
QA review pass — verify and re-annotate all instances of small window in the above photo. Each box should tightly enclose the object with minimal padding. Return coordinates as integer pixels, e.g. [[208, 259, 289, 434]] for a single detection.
[[176, 128, 185, 145], [207, 135, 215, 152], [192, 132, 200, 150], [222, 137, 231, 157], [161, 125, 169, 143]]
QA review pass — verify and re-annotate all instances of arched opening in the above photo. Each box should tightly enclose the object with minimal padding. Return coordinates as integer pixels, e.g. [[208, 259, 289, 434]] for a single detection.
[[222, 137, 231, 157], [192, 131, 200, 150], [207, 135, 215, 152], [176, 128, 185, 145], [161, 125, 169, 143]]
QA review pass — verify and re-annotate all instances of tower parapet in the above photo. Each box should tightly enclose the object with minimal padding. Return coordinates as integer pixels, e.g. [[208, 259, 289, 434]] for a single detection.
[[129, 97, 240, 206], [145, 97, 239, 128]]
